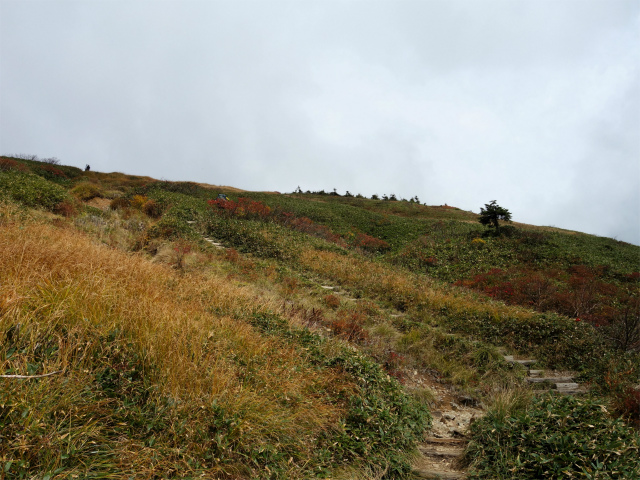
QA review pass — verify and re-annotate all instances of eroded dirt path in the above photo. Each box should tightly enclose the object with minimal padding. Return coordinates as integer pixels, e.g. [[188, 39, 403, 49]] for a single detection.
[[404, 373, 483, 479]]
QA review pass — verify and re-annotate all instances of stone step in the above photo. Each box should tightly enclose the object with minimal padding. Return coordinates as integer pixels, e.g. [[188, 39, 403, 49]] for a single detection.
[[527, 377, 574, 384], [528, 370, 544, 377]]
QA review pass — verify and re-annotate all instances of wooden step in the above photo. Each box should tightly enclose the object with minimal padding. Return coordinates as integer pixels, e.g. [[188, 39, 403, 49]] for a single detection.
[[555, 383, 583, 394], [528, 370, 544, 377], [413, 468, 467, 479], [504, 356, 537, 367], [527, 376, 573, 384], [203, 238, 225, 249], [424, 437, 467, 446], [419, 445, 465, 458], [515, 359, 537, 366]]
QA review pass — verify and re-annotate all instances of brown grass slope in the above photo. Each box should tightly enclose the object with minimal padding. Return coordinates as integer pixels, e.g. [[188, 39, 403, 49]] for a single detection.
[[0, 205, 353, 478]]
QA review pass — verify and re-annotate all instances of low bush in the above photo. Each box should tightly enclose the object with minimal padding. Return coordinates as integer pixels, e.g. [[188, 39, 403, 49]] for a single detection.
[[455, 266, 640, 353], [52, 199, 78, 217], [353, 232, 391, 253], [466, 394, 640, 479], [204, 216, 296, 261], [330, 311, 369, 343], [147, 214, 196, 241], [0, 157, 30, 173], [29, 163, 71, 184], [142, 199, 162, 218], [208, 196, 272, 220], [130, 194, 148, 210], [109, 197, 130, 210], [249, 313, 431, 478], [324, 294, 341, 309], [0, 170, 70, 211], [70, 182, 103, 201]]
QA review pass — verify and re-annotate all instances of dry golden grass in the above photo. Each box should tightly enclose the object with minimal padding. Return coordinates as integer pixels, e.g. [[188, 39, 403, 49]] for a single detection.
[[196, 182, 247, 193], [298, 248, 534, 323], [0, 209, 348, 476]]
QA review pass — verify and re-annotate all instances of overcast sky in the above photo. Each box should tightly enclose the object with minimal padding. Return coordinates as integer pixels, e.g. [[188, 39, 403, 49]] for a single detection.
[[1, 1, 639, 244]]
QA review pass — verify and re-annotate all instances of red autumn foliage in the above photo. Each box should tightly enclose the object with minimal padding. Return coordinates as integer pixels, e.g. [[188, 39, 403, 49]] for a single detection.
[[208, 197, 271, 220], [353, 232, 390, 252], [324, 294, 341, 309], [280, 212, 344, 244], [625, 272, 640, 282], [40, 164, 68, 178], [208, 197, 348, 246], [456, 265, 640, 351], [142, 199, 162, 218], [225, 248, 240, 263], [384, 351, 407, 381], [173, 242, 191, 270], [0, 157, 30, 173], [329, 311, 368, 343], [53, 200, 77, 217], [622, 387, 640, 426]]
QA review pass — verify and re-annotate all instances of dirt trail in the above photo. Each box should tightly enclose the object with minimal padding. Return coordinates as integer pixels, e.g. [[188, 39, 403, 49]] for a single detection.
[[404, 373, 482, 479], [408, 354, 589, 479]]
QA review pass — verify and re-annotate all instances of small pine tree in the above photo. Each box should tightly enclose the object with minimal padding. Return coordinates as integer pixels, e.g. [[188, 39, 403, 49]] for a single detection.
[[479, 200, 512, 234]]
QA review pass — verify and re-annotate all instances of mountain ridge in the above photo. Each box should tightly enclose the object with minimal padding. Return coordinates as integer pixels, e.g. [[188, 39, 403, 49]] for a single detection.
[[1, 155, 638, 479]]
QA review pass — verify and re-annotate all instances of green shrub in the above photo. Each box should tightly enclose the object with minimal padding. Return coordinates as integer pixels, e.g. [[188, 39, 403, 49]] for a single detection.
[[466, 394, 640, 479], [70, 182, 103, 201], [0, 170, 69, 211], [204, 216, 296, 260], [147, 214, 197, 240], [10, 156, 83, 183], [249, 313, 431, 478]]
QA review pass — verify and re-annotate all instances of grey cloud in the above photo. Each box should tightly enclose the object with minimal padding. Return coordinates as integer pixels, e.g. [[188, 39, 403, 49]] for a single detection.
[[1, 0, 638, 243]]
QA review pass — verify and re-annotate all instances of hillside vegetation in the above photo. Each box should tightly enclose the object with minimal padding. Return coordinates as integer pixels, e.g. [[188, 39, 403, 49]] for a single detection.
[[1, 155, 638, 479]]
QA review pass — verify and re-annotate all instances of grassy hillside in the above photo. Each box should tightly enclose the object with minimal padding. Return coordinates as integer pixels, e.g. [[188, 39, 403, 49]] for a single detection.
[[1, 155, 638, 479]]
